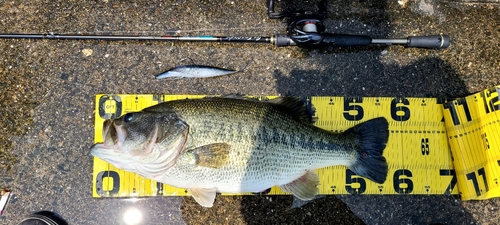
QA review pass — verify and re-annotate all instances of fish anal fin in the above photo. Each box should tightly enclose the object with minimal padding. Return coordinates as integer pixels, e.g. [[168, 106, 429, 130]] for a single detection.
[[251, 188, 271, 195], [189, 188, 217, 207], [190, 143, 230, 168], [279, 170, 319, 200]]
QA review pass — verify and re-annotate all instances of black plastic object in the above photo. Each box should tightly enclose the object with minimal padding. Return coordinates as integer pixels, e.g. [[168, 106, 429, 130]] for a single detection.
[[267, 0, 327, 19], [17, 211, 68, 225], [407, 35, 450, 49], [273, 34, 296, 46], [322, 34, 373, 47]]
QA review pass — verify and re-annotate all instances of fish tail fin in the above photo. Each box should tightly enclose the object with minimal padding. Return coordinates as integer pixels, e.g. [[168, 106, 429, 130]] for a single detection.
[[237, 59, 254, 73], [346, 117, 389, 184]]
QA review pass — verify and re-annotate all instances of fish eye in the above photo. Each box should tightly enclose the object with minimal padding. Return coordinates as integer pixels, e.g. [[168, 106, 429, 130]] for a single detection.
[[123, 113, 134, 123]]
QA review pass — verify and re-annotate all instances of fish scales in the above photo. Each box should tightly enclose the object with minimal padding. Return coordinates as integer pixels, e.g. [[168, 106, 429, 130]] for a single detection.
[[90, 96, 388, 207], [151, 98, 355, 188]]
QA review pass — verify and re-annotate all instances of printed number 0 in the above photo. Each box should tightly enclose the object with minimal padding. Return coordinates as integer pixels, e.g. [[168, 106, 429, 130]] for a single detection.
[[95, 171, 120, 196], [98, 95, 123, 119]]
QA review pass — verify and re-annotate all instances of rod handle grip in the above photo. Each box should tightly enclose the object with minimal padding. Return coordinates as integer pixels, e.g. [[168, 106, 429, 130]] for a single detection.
[[407, 35, 450, 48], [322, 34, 372, 47]]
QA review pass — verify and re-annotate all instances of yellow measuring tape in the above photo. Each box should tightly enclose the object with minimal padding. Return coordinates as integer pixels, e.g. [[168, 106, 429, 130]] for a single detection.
[[92, 86, 500, 200], [443, 86, 500, 200]]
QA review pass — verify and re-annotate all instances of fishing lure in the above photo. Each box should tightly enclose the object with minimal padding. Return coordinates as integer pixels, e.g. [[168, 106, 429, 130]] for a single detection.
[[155, 59, 251, 79]]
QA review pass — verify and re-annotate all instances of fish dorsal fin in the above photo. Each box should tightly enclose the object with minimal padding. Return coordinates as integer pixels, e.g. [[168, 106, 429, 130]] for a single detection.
[[279, 170, 319, 200], [189, 143, 231, 168], [142, 103, 175, 113], [217, 94, 250, 100], [215, 95, 316, 124], [189, 188, 217, 207], [268, 97, 316, 124]]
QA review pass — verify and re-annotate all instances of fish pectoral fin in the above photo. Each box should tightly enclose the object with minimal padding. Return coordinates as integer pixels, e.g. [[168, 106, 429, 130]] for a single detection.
[[279, 170, 319, 200], [189, 143, 230, 168], [189, 188, 217, 207]]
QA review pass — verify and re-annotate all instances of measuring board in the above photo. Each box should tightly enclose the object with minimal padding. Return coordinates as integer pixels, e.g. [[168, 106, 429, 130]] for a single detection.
[[91, 88, 500, 200], [443, 86, 500, 200]]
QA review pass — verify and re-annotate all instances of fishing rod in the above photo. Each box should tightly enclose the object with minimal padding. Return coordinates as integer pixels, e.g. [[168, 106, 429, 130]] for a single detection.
[[0, 32, 449, 49], [0, 0, 450, 49]]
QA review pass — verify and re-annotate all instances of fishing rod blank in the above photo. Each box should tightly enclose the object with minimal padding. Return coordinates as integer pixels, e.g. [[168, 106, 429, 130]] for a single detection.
[[0, 32, 450, 49], [0, 33, 272, 43]]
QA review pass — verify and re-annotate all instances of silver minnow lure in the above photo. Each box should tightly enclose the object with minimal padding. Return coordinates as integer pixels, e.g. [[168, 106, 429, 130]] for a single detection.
[[155, 64, 244, 79]]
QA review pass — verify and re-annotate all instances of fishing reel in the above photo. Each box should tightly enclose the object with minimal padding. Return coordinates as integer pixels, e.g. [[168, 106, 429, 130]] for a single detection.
[[267, 0, 450, 49]]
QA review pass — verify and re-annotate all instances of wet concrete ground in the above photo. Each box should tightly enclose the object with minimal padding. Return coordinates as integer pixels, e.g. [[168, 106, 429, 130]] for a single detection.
[[1, 0, 499, 224]]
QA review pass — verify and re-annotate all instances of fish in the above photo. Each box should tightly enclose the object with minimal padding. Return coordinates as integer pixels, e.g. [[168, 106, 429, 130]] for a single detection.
[[90, 96, 389, 207], [155, 61, 250, 79]]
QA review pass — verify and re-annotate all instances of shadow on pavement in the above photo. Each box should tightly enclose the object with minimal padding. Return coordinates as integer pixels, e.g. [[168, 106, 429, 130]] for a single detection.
[[181, 0, 474, 224], [180, 195, 365, 225], [267, 0, 473, 224], [272, 56, 468, 98]]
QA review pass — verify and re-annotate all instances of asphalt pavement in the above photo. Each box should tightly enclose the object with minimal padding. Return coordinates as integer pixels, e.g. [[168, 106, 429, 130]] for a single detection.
[[1, 0, 499, 224]]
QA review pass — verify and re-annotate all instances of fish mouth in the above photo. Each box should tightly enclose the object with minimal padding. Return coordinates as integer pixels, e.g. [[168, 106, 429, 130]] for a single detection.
[[101, 119, 127, 149], [90, 120, 125, 158], [90, 119, 159, 158], [90, 118, 188, 178]]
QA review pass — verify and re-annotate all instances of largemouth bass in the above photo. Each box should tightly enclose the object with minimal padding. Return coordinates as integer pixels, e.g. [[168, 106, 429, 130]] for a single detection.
[[90, 96, 389, 207]]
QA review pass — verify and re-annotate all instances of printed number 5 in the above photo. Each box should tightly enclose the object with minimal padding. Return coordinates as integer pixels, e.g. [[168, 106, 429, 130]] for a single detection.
[[345, 169, 366, 194], [343, 97, 364, 121]]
